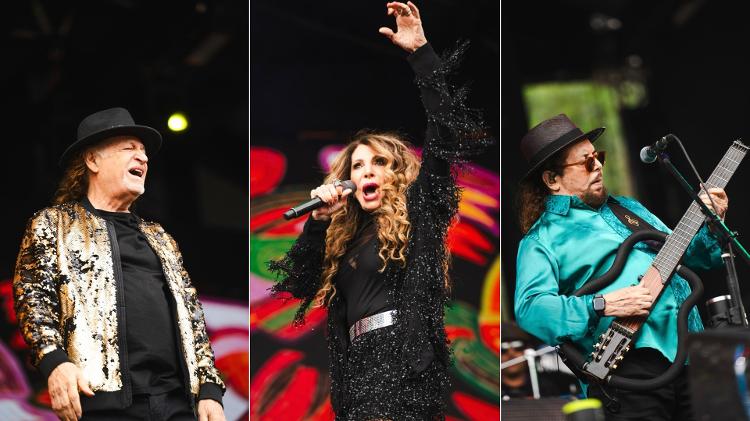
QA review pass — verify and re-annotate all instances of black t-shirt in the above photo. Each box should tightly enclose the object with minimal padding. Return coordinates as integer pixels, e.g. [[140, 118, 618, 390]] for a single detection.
[[334, 214, 394, 328], [97, 209, 184, 395]]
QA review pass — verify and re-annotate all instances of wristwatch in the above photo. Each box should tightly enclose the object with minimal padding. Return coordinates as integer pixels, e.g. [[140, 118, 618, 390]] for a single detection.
[[593, 294, 606, 316]]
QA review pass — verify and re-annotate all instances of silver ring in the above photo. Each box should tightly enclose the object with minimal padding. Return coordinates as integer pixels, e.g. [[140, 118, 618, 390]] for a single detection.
[[333, 179, 342, 187]]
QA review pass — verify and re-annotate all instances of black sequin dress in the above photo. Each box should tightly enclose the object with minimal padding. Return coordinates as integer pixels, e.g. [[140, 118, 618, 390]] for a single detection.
[[270, 41, 492, 420]]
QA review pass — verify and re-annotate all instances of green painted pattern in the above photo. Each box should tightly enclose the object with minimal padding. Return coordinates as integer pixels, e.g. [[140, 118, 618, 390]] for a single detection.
[[261, 305, 302, 331], [250, 234, 296, 279], [445, 301, 500, 401]]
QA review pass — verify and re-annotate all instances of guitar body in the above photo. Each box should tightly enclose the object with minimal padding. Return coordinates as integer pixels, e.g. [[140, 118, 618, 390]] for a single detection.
[[566, 230, 670, 381]]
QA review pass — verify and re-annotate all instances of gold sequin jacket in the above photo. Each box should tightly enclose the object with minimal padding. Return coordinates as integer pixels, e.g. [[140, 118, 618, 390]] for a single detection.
[[14, 199, 225, 409]]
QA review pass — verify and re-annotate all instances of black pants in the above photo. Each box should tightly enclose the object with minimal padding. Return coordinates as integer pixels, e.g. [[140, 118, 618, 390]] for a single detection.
[[81, 389, 195, 421], [587, 348, 692, 421]]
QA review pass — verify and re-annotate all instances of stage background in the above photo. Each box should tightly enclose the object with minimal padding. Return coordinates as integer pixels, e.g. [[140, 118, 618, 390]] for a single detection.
[[1, 1, 249, 419], [502, 0, 750, 411], [250, 1, 500, 419]]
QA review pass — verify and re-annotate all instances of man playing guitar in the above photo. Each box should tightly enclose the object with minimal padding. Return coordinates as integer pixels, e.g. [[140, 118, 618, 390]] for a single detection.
[[513, 114, 729, 420]]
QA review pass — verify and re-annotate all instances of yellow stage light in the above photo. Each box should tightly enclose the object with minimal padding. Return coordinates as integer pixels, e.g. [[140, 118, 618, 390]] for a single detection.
[[167, 113, 189, 132]]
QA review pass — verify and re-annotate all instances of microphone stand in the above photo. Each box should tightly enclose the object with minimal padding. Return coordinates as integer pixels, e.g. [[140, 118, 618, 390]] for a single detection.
[[501, 345, 557, 399], [657, 151, 750, 327], [525, 348, 541, 399]]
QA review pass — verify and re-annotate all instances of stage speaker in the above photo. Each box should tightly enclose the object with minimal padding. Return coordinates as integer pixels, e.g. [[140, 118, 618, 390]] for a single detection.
[[688, 328, 750, 420], [501, 397, 571, 420]]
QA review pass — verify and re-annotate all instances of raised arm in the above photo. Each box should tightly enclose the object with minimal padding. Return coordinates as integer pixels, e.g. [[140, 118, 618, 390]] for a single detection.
[[381, 2, 491, 183], [378, 2, 493, 373]]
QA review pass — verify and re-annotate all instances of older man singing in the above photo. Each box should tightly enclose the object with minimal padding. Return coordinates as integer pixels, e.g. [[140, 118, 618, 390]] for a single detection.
[[14, 107, 225, 420]]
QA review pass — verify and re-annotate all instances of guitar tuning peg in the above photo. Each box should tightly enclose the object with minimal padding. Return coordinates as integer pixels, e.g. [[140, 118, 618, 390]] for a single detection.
[[612, 363, 619, 370]]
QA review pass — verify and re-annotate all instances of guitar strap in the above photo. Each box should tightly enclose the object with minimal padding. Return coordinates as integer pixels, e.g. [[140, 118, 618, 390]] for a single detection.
[[607, 197, 664, 252]]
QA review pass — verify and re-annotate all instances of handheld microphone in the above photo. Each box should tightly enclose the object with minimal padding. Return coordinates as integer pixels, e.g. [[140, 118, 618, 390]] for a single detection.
[[283, 180, 357, 220], [640, 134, 674, 164]]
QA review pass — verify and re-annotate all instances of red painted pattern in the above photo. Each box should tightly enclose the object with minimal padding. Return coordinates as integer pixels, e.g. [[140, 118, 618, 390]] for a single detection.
[[452, 391, 499, 420], [250, 147, 287, 198]]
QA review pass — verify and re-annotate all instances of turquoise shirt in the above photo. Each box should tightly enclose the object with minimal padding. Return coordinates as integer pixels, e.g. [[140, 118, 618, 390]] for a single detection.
[[515, 195, 722, 368]]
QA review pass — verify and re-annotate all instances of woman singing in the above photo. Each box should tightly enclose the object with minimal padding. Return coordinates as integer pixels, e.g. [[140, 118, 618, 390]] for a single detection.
[[270, 2, 491, 419]]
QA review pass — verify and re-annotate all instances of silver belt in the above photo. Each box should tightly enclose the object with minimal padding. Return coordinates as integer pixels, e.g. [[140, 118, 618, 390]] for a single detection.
[[348, 310, 398, 341]]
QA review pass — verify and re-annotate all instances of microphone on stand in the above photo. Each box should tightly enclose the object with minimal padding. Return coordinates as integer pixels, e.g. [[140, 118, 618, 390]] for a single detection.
[[282, 180, 357, 220], [640, 134, 674, 164]]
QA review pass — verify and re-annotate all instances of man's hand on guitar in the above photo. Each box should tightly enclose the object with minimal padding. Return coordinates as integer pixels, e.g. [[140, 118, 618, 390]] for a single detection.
[[698, 187, 728, 220], [602, 285, 652, 317]]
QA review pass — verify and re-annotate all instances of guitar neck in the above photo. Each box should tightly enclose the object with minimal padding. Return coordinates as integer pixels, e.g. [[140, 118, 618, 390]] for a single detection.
[[619, 140, 748, 333], [652, 140, 748, 277]]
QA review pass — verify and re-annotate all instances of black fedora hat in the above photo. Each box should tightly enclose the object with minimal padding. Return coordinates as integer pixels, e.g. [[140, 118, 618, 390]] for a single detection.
[[59, 107, 162, 167], [520, 114, 605, 180]]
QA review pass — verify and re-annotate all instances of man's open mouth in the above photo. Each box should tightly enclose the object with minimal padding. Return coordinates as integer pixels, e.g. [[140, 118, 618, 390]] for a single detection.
[[129, 168, 144, 178]]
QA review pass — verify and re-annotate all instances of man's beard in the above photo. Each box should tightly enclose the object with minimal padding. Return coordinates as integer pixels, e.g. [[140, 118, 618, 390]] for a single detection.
[[581, 185, 608, 208]]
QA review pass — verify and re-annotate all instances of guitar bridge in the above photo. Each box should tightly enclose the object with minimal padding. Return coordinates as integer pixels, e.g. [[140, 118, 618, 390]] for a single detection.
[[583, 322, 635, 381]]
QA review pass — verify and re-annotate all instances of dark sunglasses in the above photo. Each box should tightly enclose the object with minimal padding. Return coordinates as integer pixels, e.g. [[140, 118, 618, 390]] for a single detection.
[[561, 150, 606, 172]]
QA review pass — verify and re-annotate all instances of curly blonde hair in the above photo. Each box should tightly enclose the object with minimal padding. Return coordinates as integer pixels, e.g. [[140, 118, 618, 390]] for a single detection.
[[314, 131, 421, 308], [53, 150, 89, 205]]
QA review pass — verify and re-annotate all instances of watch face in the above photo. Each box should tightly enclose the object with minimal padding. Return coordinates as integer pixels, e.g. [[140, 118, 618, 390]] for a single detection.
[[594, 297, 605, 311]]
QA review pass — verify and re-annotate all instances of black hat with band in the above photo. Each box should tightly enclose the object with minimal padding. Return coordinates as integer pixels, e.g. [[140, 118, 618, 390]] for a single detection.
[[519, 114, 605, 180], [59, 107, 162, 167]]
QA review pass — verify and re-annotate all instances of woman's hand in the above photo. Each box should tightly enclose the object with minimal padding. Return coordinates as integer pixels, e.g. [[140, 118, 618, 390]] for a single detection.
[[310, 182, 353, 221], [378, 1, 427, 53]]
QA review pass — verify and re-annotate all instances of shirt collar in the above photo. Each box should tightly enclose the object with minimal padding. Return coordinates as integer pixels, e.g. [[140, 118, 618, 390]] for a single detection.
[[544, 195, 572, 215], [544, 194, 617, 215], [81, 196, 142, 223]]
